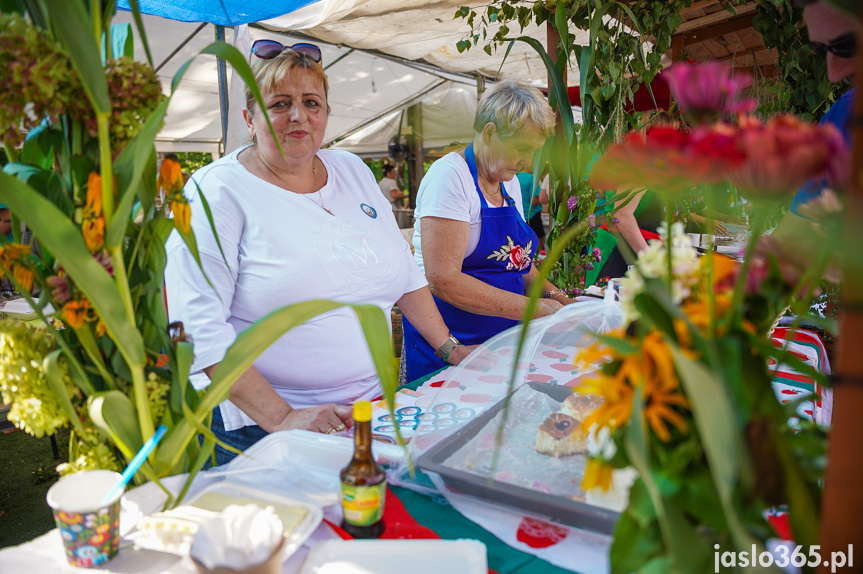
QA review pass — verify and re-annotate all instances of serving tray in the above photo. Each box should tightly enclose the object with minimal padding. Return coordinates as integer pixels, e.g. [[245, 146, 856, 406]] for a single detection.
[[416, 382, 619, 535]]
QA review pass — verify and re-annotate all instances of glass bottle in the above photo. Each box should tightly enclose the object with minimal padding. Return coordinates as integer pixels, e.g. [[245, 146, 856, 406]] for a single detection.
[[339, 400, 386, 538]]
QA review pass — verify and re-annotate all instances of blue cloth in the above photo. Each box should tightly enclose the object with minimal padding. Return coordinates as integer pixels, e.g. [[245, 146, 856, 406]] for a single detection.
[[208, 406, 268, 467], [117, 0, 321, 26], [516, 172, 539, 220], [403, 144, 539, 381], [791, 88, 855, 215]]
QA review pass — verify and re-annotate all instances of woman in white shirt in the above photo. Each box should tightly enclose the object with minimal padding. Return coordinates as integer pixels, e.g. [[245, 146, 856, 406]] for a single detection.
[[165, 42, 472, 465]]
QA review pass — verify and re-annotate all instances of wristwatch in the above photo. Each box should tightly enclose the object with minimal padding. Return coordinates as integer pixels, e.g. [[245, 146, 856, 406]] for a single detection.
[[434, 334, 463, 364]]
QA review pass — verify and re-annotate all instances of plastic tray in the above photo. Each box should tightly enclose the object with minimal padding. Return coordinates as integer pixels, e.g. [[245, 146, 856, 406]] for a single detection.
[[416, 382, 619, 534], [185, 481, 323, 562], [299, 539, 487, 574]]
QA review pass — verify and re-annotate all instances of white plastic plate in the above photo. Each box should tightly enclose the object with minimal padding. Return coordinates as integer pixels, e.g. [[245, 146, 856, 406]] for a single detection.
[[299, 539, 488, 574]]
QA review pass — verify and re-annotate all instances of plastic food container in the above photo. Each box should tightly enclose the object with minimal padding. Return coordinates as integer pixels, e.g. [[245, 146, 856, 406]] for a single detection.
[[299, 539, 487, 574]]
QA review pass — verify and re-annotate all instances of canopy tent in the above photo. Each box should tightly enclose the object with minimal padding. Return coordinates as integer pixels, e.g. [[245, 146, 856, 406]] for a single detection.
[[116, 1, 596, 156]]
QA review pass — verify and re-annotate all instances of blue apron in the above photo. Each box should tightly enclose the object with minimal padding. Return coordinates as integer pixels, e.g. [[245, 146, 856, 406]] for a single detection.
[[403, 144, 539, 381]]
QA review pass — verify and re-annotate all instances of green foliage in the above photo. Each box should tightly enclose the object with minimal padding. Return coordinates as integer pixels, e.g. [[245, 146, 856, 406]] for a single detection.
[[753, 0, 849, 121], [176, 152, 213, 174]]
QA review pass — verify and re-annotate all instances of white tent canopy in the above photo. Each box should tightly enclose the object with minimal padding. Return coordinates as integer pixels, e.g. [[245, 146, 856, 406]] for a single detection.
[[116, 1, 597, 155]]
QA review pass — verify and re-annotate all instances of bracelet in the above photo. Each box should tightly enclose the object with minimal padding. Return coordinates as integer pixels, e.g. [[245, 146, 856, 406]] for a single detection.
[[434, 334, 463, 364], [545, 289, 564, 299]]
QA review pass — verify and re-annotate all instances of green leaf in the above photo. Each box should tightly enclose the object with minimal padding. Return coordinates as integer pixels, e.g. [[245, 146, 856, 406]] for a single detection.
[[43, 349, 87, 436], [0, 171, 145, 367], [111, 23, 134, 59], [44, 0, 110, 114], [125, 0, 153, 66], [89, 390, 145, 460], [154, 300, 396, 473], [597, 334, 639, 355]]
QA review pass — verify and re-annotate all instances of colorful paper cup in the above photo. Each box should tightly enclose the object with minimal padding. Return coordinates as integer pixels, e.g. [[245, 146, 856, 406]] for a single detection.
[[46, 470, 124, 568]]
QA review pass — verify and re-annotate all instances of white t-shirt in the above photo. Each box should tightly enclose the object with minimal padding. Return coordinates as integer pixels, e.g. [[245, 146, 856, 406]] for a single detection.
[[378, 176, 399, 207], [411, 152, 524, 274], [165, 146, 427, 430]]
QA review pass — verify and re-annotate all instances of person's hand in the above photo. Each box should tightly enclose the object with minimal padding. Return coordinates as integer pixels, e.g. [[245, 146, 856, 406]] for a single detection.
[[550, 293, 576, 306], [713, 220, 728, 236], [275, 404, 354, 434], [534, 298, 563, 317], [449, 344, 498, 371]]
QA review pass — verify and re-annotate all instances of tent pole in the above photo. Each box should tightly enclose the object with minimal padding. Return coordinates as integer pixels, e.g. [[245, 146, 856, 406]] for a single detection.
[[817, 8, 863, 570], [215, 25, 229, 156], [155, 22, 207, 73], [406, 103, 423, 210]]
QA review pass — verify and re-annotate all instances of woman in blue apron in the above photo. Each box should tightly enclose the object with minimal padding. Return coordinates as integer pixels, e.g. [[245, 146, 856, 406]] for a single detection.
[[403, 80, 574, 382]]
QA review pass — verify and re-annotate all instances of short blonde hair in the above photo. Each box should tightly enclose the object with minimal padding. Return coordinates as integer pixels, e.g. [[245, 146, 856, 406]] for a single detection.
[[473, 80, 555, 139], [244, 49, 330, 114]]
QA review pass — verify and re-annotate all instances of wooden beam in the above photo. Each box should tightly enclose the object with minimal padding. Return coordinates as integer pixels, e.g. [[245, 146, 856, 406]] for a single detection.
[[681, 0, 721, 13], [675, 13, 757, 45], [671, 35, 684, 62], [731, 63, 778, 77], [718, 47, 772, 63], [676, 3, 757, 35]]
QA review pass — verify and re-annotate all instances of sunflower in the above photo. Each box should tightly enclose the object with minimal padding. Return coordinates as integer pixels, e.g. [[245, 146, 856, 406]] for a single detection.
[[582, 458, 614, 491], [62, 299, 92, 330], [82, 216, 105, 252], [85, 171, 103, 216], [157, 156, 184, 195], [170, 199, 191, 234]]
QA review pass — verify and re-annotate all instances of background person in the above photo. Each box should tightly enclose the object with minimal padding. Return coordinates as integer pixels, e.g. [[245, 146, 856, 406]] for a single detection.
[[378, 163, 409, 208], [165, 43, 474, 465], [403, 80, 574, 382]]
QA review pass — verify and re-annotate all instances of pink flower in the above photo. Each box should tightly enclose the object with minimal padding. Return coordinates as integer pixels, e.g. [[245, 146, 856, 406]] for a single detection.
[[728, 115, 848, 198], [662, 61, 756, 122], [46, 274, 71, 304], [588, 214, 596, 228], [746, 235, 841, 296], [592, 247, 602, 262], [567, 196, 579, 210], [507, 244, 530, 271], [589, 126, 745, 192]]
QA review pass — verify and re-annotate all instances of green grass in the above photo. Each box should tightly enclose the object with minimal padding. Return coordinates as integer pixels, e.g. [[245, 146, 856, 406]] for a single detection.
[[0, 427, 70, 549]]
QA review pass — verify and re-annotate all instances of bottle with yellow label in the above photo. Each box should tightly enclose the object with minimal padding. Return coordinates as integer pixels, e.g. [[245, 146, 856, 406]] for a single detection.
[[339, 400, 386, 538]]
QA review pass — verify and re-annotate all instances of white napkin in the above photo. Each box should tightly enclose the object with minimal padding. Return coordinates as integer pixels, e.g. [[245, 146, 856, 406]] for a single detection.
[[190, 504, 283, 570]]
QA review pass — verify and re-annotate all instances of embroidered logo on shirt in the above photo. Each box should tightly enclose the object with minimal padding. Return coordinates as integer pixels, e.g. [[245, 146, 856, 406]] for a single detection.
[[360, 203, 377, 219], [317, 219, 398, 296], [487, 236, 533, 272]]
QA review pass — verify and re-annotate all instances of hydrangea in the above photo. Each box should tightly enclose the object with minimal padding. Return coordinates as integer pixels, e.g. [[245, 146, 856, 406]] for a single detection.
[[58, 427, 122, 476], [0, 321, 78, 437], [619, 222, 700, 322]]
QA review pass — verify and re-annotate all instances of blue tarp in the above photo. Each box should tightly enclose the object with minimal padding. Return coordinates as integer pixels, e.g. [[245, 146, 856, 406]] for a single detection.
[[116, 0, 321, 26]]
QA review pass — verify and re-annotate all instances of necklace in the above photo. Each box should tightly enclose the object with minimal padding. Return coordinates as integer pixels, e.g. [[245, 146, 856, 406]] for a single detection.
[[302, 161, 334, 216], [478, 175, 503, 205]]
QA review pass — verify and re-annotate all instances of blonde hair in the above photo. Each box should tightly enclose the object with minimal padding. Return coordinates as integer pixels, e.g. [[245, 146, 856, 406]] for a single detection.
[[474, 80, 555, 140], [244, 49, 330, 115]]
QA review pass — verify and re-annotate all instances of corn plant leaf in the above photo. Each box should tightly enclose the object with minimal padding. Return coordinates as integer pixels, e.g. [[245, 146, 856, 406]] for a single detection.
[[670, 346, 767, 563], [154, 300, 395, 473], [111, 23, 133, 59], [43, 349, 87, 436], [124, 0, 153, 66], [624, 387, 713, 572], [109, 98, 171, 248], [0, 171, 145, 366], [89, 390, 144, 460], [508, 35, 573, 145], [44, 0, 111, 114]]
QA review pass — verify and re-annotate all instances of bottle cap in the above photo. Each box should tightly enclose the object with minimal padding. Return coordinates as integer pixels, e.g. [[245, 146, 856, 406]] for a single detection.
[[353, 400, 372, 422]]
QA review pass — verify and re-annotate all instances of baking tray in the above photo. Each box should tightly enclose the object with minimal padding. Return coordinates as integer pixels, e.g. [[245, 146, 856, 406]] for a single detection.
[[416, 382, 619, 535]]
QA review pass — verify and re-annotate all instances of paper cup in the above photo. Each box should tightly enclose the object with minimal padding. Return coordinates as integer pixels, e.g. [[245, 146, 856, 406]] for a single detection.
[[46, 470, 123, 568]]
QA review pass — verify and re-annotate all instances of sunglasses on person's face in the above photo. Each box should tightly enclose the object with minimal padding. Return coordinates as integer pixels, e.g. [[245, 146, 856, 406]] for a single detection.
[[809, 32, 857, 59], [251, 39, 322, 62]]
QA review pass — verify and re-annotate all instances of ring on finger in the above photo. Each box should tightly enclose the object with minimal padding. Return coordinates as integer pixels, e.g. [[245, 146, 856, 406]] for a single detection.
[[333, 423, 346, 432], [325, 427, 337, 434]]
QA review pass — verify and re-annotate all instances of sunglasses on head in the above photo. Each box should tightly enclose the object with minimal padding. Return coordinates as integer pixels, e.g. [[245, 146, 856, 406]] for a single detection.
[[809, 32, 857, 59], [252, 39, 322, 62]]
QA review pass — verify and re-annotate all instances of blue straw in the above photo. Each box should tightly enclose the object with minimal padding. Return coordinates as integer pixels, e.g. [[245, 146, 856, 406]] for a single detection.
[[100, 425, 168, 505]]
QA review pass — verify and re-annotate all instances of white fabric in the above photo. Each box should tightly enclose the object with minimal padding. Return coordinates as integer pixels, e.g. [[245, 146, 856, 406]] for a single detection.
[[225, 24, 253, 155], [377, 176, 399, 207], [165, 146, 427, 430], [411, 152, 524, 274]]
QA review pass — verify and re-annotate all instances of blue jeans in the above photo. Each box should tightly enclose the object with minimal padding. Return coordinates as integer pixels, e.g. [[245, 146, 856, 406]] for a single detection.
[[207, 406, 269, 467]]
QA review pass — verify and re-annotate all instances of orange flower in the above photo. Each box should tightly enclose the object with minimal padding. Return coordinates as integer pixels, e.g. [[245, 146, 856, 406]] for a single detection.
[[82, 216, 105, 252], [12, 265, 34, 293], [582, 458, 615, 491], [0, 243, 30, 270], [62, 299, 92, 329], [158, 157, 184, 195], [170, 199, 191, 233], [86, 171, 103, 216]]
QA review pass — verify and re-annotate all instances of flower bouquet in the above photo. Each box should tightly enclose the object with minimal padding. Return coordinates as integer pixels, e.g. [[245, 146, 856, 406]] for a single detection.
[[571, 61, 846, 573], [0, 3, 396, 504]]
